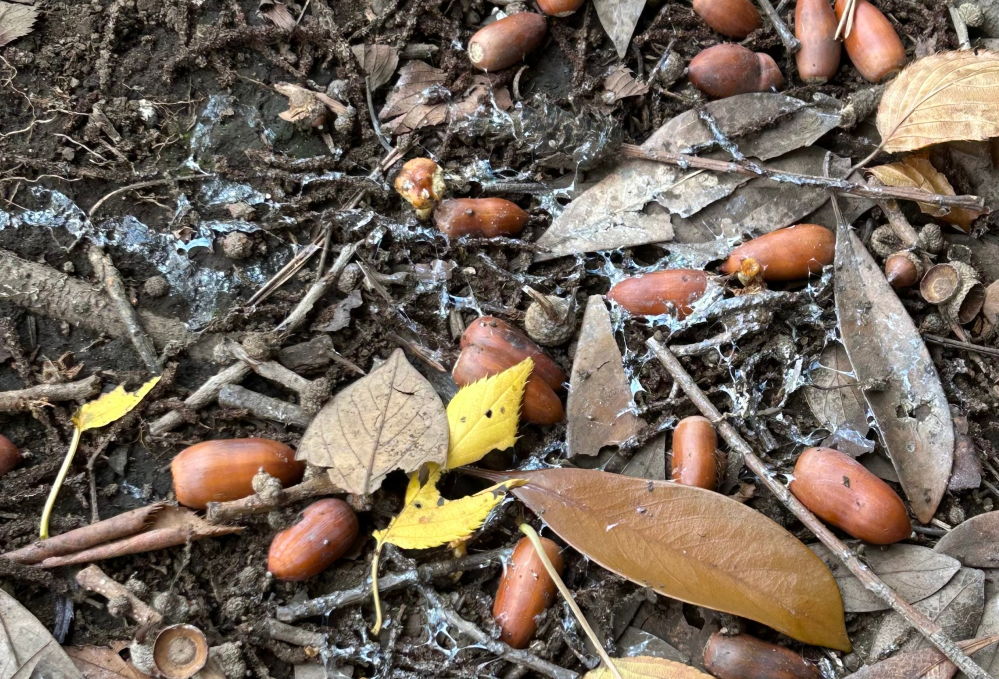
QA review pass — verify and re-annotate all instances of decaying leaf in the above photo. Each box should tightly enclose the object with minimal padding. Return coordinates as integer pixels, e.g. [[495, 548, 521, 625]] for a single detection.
[[75, 376, 160, 432], [804, 343, 873, 457], [602, 66, 649, 104], [848, 636, 999, 679], [259, 0, 297, 30], [351, 44, 399, 91], [298, 348, 449, 495], [0, 1, 37, 47], [808, 543, 961, 613], [621, 433, 667, 480], [0, 588, 85, 679], [275, 83, 350, 125], [66, 645, 150, 679], [592, 0, 645, 58], [934, 511, 999, 567], [971, 595, 999, 676], [584, 656, 711, 679], [878, 51, 999, 154], [471, 468, 850, 650], [446, 359, 531, 470], [868, 157, 983, 231], [833, 221, 953, 524], [566, 296, 646, 458]]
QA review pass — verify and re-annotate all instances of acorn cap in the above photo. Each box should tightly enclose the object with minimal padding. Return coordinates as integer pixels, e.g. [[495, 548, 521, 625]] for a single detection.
[[920, 263, 961, 304], [983, 280, 999, 325], [153, 624, 209, 679], [523, 289, 576, 346], [939, 261, 983, 325]]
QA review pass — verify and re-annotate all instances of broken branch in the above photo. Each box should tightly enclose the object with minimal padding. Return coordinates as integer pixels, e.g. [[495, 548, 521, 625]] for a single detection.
[[75, 564, 162, 627], [0, 375, 100, 412], [207, 474, 340, 522], [218, 384, 311, 428]]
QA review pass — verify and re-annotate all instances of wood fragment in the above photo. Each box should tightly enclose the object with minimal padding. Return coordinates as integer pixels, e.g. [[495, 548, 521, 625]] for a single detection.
[[756, 0, 800, 53], [0, 375, 101, 412], [218, 384, 311, 428], [75, 564, 162, 627], [206, 474, 340, 522]]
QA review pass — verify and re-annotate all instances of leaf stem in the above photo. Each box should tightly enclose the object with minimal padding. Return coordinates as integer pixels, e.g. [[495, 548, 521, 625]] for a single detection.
[[40, 426, 82, 539], [371, 545, 384, 634], [518, 524, 624, 679]]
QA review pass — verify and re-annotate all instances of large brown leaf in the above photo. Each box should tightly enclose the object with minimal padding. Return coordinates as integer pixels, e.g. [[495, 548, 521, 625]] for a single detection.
[[848, 636, 999, 679], [877, 51, 999, 154], [65, 646, 150, 679], [934, 511, 999, 567], [833, 220, 953, 524], [298, 348, 448, 495], [0, 589, 84, 679], [472, 468, 850, 650]]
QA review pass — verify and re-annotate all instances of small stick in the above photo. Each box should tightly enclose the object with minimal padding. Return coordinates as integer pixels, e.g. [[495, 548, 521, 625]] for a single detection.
[[218, 384, 311, 428], [646, 338, 992, 679], [366, 76, 394, 153], [834, 0, 857, 39], [923, 334, 999, 358], [88, 174, 212, 217], [755, 0, 800, 53], [949, 4, 971, 50], [207, 474, 340, 523], [75, 564, 162, 627], [0, 375, 101, 412], [88, 247, 160, 374], [261, 619, 327, 649]]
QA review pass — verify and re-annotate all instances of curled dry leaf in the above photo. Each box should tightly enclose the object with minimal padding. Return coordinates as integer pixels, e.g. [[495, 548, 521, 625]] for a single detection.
[[878, 50, 999, 154], [848, 636, 999, 679], [804, 343, 873, 457], [934, 511, 999, 567], [602, 66, 650, 104], [0, 588, 85, 679], [584, 656, 712, 679], [297, 348, 449, 496], [351, 44, 399, 91], [0, 1, 38, 47], [868, 157, 983, 232], [66, 645, 151, 679], [468, 468, 850, 650]]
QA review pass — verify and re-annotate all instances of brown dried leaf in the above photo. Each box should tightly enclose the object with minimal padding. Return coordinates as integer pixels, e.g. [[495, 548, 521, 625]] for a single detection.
[[0, 1, 37, 47], [867, 157, 983, 232], [833, 220, 954, 524], [602, 66, 649, 104], [0, 589, 84, 679], [971, 595, 999, 676], [804, 343, 873, 457], [934, 511, 999, 567], [566, 296, 646, 458], [849, 636, 999, 679], [878, 51, 999, 154], [298, 348, 448, 495], [592, 0, 645, 58], [351, 44, 399, 91], [808, 543, 961, 613], [275, 83, 327, 123], [378, 61, 449, 134], [65, 646, 150, 679], [585, 656, 712, 679], [471, 468, 850, 650], [259, 0, 297, 30]]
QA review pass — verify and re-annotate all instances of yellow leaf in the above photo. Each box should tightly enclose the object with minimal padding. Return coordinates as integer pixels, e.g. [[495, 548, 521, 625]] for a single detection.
[[584, 657, 712, 679], [868, 157, 983, 232], [72, 376, 161, 432], [446, 358, 531, 469]]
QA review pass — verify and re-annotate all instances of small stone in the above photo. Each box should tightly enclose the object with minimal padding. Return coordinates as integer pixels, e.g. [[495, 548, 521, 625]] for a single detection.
[[60, 261, 75, 274], [61, 148, 75, 162], [221, 231, 253, 260], [143, 275, 169, 298], [226, 202, 256, 221], [338, 263, 363, 293]]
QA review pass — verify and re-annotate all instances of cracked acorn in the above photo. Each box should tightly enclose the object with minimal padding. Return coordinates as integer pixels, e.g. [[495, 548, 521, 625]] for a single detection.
[[395, 158, 446, 220], [468, 12, 547, 71], [688, 44, 785, 99], [692, 0, 762, 38], [493, 536, 563, 648], [268, 498, 359, 581], [720, 224, 835, 282], [834, 0, 906, 83]]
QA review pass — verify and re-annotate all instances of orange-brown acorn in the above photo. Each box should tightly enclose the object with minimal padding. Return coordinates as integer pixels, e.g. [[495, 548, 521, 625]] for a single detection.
[[395, 158, 445, 220], [607, 270, 708, 319], [720, 224, 835, 282], [0, 435, 22, 478], [795, 0, 841, 83], [468, 13, 547, 72], [688, 44, 785, 99], [453, 344, 565, 425], [493, 536, 564, 648], [537, 0, 584, 17], [834, 0, 906, 83], [460, 316, 567, 392], [434, 198, 529, 238], [692, 0, 762, 39], [671, 416, 718, 490], [703, 632, 822, 679], [268, 499, 360, 581]]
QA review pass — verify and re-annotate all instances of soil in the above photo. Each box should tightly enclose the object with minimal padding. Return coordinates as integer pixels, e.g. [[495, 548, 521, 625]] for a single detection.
[[1, 0, 996, 677]]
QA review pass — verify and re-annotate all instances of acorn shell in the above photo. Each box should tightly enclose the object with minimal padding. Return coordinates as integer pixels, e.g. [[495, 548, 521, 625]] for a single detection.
[[493, 536, 564, 648], [268, 499, 360, 581], [607, 270, 708, 318], [720, 224, 835, 282], [468, 13, 548, 72], [153, 624, 209, 679]]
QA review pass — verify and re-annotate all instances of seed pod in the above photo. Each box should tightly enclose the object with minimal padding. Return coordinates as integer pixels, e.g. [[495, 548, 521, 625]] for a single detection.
[[606, 270, 708, 319], [523, 289, 576, 347], [884, 251, 923, 289], [493, 536, 563, 648], [834, 0, 906, 83], [703, 632, 822, 679], [671, 416, 717, 490], [795, 0, 841, 83], [692, 0, 762, 39], [435, 198, 529, 238], [468, 13, 548, 72], [395, 158, 445, 220], [171, 438, 305, 510], [0, 435, 22, 477], [688, 44, 785, 99], [537, 0, 584, 17], [461, 316, 567, 392], [268, 499, 359, 581], [453, 345, 565, 425], [789, 447, 911, 544], [153, 624, 209, 679], [719, 224, 835, 282]]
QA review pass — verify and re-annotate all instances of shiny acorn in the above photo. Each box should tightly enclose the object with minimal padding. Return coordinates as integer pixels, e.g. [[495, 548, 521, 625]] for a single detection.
[[789, 447, 911, 544], [607, 270, 708, 319], [493, 536, 564, 648], [537, 0, 584, 17], [268, 499, 359, 581], [468, 13, 548, 71], [435, 198, 529, 238], [688, 44, 785, 99], [0, 435, 22, 478], [703, 632, 822, 679], [795, 0, 841, 83], [461, 316, 567, 392], [171, 438, 305, 510], [395, 158, 445, 220], [884, 251, 923, 289], [834, 0, 906, 83], [671, 416, 718, 490], [453, 344, 565, 425], [692, 0, 762, 39], [720, 224, 835, 282]]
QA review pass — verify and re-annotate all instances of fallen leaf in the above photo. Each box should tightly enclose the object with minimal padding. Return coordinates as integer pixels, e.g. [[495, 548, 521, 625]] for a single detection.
[[315, 289, 363, 333], [446, 359, 531, 470], [620, 434, 667, 480], [970, 595, 999, 676], [584, 656, 712, 679], [833, 220, 953, 524], [0, 588, 84, 679], [878, 51, 999, 154], [804, 343, 873, 457], [592, 0, 645, 58], [0, 1, 37, 47], [848, 636, 999, 679], [65, 645, 150, 679], [602, 66, 649, 104], [566, 296, 646, 458], [808, 543, 961, 613], [259, 0, 297, 30], [470, 468, 850, 650], [948, 433, 982, 492], [351, 44, 399, 91], [934, 511, 999, 567], [297, 348, 449, 495], [868, 157, 983, 231], [75, 376, 160, 432]]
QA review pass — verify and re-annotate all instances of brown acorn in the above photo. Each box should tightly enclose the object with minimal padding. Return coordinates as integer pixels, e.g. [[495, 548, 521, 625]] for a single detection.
[[606, 270, 708, 318], [795, 0, 841, 83], [171, 438, 305, 510], [268, 499, 359, 581], [0, 435, 22, 478], [453, 345, 565, 425], [884, 251, 923, 289], [692, 0, 762, 39], [461, 317, 567, 392], [789, 447, 911, 544], [468, 13, 548, 72], [434, 198, 529, 238], [703, 632, 822, 679], [395, 158, 445, 220], [688, 44, 785, 99], [493, 536, 563, 648], [719, 224, 835, 282], [834, 0, 906, 83], [537, 0, 584, 17], [671, 416, 718, 490]]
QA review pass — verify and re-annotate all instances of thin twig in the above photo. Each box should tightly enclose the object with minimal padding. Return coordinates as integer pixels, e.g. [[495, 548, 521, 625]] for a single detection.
[[646, 338, 992, 679], [217, 384, 311, 428], [88, 174, 211, 217], [88, 248, 160, 374], [949, 4, 971, 50], [755, 0, 800, 52], [207, 474, 340, 522], [923, 334, 999, 358], [366, 76, 394, 153], [0, 375, 101, 412], [76, 564, 162, 627], [834, 0, 857, 39]]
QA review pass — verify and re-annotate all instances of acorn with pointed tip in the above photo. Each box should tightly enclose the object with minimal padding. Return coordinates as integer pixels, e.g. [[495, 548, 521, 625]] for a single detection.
[[720, 224, 834, 282], [493, 536, 563, 648], [795, 0, 841, 83], [692, 0, 762, 39], [884, 251, 923, 289], [395, 158, 445, 220], [607, 270, 708, 318], [468, 13, 547, 71], [704, 632, 822, 679], [671, 416, 718, 490], [268, 499, 359, 581], [688, 44, 785, 99], [834, 0, 906, 83]]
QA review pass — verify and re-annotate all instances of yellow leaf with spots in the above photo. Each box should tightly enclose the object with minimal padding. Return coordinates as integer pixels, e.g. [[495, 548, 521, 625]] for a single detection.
[[584, 657, 713, 679], [446, 358, 531, 469], [73, 376, 161, 432]]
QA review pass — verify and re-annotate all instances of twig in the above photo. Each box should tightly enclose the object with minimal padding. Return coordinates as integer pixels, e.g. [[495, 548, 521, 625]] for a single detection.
[[620, 144, 986, 212], [646, 338, 992, 679], [261, 619, 327, 649], [75, 564, 162, 627], [218, 384, 311, 428], [923, 334, 999, 358], [207, 474, 340, 522], [88, 247, 160, 374], [755, 0, 800, 53], [949, 4, 972, 50], [245, 237, 322, 308], [0, 375, 101, 412], [366, 76, 394, 153], [88, 174, 212, 217]]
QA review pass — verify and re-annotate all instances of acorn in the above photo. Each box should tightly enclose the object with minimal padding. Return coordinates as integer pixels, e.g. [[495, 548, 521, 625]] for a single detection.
[[468, 13, 548, 72], [268, 499, 359, 581], [0, 435, 22, 478], [834, 0, 906, 83], [688, 44, 785, 99], [461, 317, 567, 392], [789, 447, 911, 544], [152, 624, 209, 679], [920, 263, 961, 305], [453, 344, 565, 425], [395, 158, 445, 220], [795, 0, 841, 83], [703, 632, 822, 679], [171, 438, 305, 510], [434, 198, 529, 238], [719, 224, 835, 282], [606, 270, 708, 319], [537, 0, 584, 17], [692, 0, 762, 39], [884, 251, 923, 289], [671, 416, 718, 490], [493, 536, 563, 649], [523, 288, 576, 347], [921, 261, 984, 324]]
